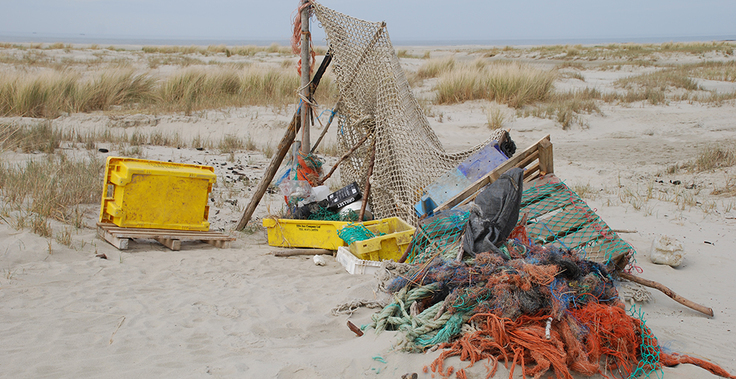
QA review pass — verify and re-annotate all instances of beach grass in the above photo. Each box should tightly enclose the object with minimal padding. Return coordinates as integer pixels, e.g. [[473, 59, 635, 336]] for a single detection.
[[518, 88, 602, 129], [435, 61, 556, 107], [692, 143, 736, 172], [0, 153, 102, 227], [415, 56, 457, 79], [0, 64, 337, 117], [525, 41, 735, 60]]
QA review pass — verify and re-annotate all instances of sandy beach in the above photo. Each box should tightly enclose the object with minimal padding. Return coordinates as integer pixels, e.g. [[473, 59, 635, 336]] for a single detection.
[[1, 41, 735, 378]]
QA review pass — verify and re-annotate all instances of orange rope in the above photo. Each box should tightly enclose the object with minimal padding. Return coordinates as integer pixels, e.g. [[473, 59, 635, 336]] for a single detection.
[[291, 1, 316, 76], [430, 303, 736, 379], [660, 353, 736, 379]]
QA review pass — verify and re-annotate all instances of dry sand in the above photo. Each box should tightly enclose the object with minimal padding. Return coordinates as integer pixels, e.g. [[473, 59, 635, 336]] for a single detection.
[[1, 46, 735, 378]]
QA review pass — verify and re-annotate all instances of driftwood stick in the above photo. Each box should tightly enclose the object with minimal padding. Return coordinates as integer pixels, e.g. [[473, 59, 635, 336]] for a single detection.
[[398, 243, 412, 264], [316, 131, 371, 185], [235, 53, 332, 230], [359, 140, 376, 221], [311, 100, 340, 154], [612, 229, 638, 234], [618, 271, 714, 317], [273, 248, 333, 257]]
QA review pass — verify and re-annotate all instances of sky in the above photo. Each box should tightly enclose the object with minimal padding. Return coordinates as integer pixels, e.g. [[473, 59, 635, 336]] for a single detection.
[[1, 0, 735, 45]]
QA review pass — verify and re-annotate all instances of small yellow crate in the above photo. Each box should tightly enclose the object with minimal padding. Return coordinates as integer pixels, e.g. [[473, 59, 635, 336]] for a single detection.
[[99, 157, 216, 231], [347, 217, 415, 262], [263, 218, 360, 250]]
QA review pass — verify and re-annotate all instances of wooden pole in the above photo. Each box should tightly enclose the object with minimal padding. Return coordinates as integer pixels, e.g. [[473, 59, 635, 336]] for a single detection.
[[300, 0, 311, 155], [273, 248, 333, 257], [618, 271, 714, 317], [235, 53, 332, 230]]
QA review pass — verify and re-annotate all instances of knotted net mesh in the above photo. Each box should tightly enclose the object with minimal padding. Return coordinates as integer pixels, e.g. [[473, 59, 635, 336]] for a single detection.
[[312, 2, 493, 224]]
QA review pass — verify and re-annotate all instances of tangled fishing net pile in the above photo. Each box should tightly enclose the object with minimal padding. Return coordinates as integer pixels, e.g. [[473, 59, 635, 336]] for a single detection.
[[364, 238, 735, 379]]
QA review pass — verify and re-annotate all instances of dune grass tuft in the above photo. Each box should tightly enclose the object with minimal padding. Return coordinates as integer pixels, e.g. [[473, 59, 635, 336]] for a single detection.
[[415, 56, 456, 80], [519, 88, 602, 129], [0, 153, 103, 229], [435, 61, 556, 108], [692, 144, 736, 172]]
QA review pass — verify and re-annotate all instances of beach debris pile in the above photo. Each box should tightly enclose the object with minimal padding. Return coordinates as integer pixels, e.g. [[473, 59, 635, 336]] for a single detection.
[[361, 221, 735, 378], [358, 184, 735, 379]]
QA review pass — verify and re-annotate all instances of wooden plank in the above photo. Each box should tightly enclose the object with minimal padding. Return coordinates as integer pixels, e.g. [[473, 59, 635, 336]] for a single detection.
[[526, 206, 589, 244], [523, 161, 540, 179], [538, 138, 554, 175], [555, 222, 605, 249], [524, 174, 562, 190], [97, 224, 234, 240], [523, 174, 540, 183], [98, 225, 129, 250], [154, 237, 181, 251], [108, 232, 232, 241], [206, 240, 231, 249], [521, 175, 565, 205], [517, 150, 539, 170], [435, 135, 551, 212], [520, 194, 570, 220], [97, 223, 234, 250], [577, 238, 631, 265]]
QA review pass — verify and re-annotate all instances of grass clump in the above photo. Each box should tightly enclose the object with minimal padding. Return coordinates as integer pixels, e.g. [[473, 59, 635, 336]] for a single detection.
[[684, 61, 736, 82], [0, 154, 102, 233], [486, 107, 506, 130], [142, 44, 291, 57], [616, 69, 701, 92], [415, 56, 456, 79], [692, 144, 736, 172], [75, 68, 158, 112], [435, 61, 556, 108], [1, 121, 61, 153], [218, 134, 245, 153], [518, 88, 602, 129], [527, 41, 735, 61]]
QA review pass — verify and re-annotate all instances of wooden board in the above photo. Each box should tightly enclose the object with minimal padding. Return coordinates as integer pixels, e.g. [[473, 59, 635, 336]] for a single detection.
[[525, 205, 589, 244], [97, 223, 235, 251]]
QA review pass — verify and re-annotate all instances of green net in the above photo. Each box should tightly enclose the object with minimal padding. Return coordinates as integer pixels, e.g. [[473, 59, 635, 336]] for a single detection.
[[338, 223, 382, 245], [520, 178, 635, 267], [628, 304, 664, 379], [308, 206, 359, 222], [406, 178, 635, 267], [406, 208, 470, 263]]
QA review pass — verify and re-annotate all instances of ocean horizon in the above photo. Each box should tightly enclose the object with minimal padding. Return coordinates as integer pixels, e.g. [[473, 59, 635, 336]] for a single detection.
[[1, 32, 735, 47]]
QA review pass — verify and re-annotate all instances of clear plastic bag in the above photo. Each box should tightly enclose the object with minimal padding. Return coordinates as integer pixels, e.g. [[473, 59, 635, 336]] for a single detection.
[[279, 178, 316, 207]]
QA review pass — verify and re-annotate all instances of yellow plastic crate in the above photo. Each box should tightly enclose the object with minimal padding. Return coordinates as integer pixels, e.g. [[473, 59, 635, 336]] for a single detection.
[[263, 218, 359, 250], [347, 217, 415, 261], [99, 157, 216, 231]]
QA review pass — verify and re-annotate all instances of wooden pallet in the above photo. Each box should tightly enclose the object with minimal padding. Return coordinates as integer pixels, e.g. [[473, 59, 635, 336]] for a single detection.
[[97, 223, 235, 251], [435, 134, 553, 213], [520, 175, 634, 268]]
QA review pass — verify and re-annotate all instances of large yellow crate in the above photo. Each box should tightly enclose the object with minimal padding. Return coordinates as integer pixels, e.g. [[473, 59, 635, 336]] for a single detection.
[[347, 217, 415, 262], [99, 157, 216, 231], [263, 218, 361, 250]]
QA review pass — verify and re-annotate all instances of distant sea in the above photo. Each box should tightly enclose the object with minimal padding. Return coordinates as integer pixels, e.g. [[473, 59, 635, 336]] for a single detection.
[[1, 32, 734, 47]]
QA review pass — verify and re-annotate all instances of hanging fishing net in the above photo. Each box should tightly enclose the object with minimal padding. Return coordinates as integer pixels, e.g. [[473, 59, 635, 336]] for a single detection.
[[311, 2, 497, 224]]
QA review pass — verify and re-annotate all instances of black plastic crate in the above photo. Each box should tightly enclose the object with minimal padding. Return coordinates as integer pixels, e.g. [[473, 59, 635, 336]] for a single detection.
[[327, 182, 362, 210]]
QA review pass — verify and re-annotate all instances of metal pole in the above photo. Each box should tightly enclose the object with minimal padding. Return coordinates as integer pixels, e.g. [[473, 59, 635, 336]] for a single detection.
[[300, 0, 311, 155]]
